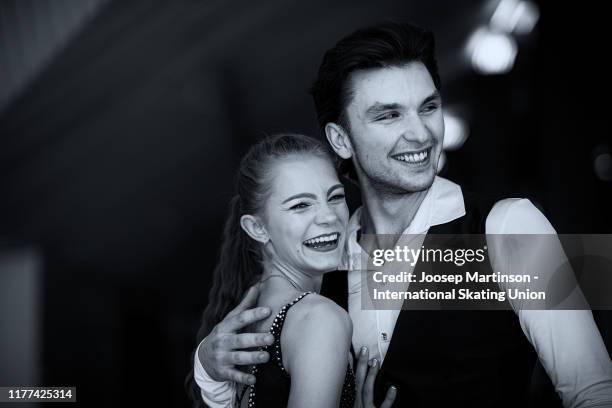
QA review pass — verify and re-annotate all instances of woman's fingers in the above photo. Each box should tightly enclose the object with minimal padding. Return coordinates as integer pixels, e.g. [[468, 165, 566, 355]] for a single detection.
[[379, 386, 397, 408], [355, 346, 369, 397], [362, 358, 379, 404]]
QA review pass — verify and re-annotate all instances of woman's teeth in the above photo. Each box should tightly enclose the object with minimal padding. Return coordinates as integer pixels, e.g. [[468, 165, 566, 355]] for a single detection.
[[303, 233, 339, 248], [394, 150, 429, 163]]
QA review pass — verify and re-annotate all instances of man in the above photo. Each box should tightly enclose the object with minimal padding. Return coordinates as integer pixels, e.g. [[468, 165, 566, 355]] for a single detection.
[[192, 23, 612, 407]]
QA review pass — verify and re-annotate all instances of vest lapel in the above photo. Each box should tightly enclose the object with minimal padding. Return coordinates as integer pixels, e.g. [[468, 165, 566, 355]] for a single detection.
[[320, 270, 349, 311]]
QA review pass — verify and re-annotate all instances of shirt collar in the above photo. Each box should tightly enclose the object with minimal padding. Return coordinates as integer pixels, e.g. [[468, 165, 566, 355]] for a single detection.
[[341, 176, 465, 268], [427, 176, 466, 228], [348, 176, 465, 234], [340, 176, 465, 280]]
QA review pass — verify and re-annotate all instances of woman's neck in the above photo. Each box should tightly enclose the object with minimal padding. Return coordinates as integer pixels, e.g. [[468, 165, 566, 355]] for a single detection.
[[251, 261, 321, 336], [260, 258, 322, 294]]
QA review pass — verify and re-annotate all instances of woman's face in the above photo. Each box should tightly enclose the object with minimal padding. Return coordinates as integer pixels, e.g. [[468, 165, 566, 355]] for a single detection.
[[261, 154, 349, 274]]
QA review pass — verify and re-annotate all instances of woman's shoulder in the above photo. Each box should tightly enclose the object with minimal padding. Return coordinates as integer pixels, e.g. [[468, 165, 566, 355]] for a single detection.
[[281, 293, 352, 374], [289, 293, 351, 332], [282, 293, 351, 348]]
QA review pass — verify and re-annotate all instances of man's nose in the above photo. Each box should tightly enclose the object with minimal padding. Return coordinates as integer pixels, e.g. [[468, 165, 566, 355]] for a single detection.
[[400, 112, 429, 144]]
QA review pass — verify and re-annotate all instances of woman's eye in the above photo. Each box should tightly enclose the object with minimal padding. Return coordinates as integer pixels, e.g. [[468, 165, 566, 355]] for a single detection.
[[290, 202, 309, 210], [329, 193, 346, 201]]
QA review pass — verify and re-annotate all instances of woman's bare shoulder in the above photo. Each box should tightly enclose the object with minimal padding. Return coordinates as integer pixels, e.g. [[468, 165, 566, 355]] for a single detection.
[[283, 294, 351, 346], [294, 293, 350, 326], [281, 293, 352, 375]]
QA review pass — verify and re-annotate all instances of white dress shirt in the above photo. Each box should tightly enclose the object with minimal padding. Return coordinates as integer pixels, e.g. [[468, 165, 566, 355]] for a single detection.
[[194, 176, 612, 407]]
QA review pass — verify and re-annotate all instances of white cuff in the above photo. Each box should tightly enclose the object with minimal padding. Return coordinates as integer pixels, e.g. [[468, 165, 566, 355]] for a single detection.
[[194, 338, 236, 408]]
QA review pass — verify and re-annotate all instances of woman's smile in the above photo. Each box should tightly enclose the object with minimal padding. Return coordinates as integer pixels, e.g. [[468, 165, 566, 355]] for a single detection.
[[302, 232, 341, 252]]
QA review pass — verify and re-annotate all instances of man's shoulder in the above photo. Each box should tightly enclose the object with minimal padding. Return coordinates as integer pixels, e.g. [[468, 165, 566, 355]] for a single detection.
[[448, 188, 556, 235], [485, 198, 556, 234]]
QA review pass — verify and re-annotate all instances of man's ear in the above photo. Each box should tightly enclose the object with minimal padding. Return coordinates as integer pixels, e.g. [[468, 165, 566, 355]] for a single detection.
[[240, 214, 269, 244], [325, 122, 353, 160]]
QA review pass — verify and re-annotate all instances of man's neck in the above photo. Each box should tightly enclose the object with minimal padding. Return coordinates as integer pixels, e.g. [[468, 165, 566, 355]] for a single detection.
[[359, 184, 430, 236]]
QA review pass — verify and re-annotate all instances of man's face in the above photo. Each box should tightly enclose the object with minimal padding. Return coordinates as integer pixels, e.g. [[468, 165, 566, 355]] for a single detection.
[[343, 62, 444, 194]]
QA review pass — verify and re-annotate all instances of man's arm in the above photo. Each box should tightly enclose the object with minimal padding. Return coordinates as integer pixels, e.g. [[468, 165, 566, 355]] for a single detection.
[[486, 198, 612, 407], [193, 340, 236, 407], [193, 285, 275, 407]]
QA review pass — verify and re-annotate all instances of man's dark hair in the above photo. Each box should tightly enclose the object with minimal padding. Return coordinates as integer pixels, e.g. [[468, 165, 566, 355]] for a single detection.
[[311, 22, 441, 132]]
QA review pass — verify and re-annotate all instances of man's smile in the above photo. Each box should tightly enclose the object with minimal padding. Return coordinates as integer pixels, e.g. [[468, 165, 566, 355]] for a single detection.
[[391, 147, 431, 165]]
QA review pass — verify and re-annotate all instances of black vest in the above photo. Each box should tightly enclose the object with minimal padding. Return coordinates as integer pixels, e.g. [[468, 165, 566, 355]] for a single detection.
[[321, 192, 537, 407]]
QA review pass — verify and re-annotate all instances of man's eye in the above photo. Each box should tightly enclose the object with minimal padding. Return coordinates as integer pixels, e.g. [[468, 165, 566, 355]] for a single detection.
[[290, 202, 309, 210], [376, 112, 400, 121], [329, 193, 346, 202], [421, 103, 439, 114]]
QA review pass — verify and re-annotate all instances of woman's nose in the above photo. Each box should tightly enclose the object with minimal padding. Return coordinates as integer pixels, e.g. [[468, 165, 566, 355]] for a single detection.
[[315, 203, 338, 225]]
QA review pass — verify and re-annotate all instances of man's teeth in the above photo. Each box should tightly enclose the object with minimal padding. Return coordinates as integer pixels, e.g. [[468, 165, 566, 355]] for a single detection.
[[304, 233, 339, 246], [394, 150, 428, 163]]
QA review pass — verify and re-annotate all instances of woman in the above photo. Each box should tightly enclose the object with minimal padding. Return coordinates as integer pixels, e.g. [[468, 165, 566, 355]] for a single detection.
[[187, 134, 396, 407]]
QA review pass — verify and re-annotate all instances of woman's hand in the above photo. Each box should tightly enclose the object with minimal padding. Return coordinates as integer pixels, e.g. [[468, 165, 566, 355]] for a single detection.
[[354, 347, 397, 408]]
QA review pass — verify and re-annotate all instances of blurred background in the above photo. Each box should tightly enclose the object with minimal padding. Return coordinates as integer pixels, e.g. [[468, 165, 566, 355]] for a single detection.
[[0, 0, 610, 406]]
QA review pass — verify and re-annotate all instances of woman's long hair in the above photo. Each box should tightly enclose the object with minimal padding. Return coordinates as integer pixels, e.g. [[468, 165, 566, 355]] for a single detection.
[[186, 133, 335, 407]]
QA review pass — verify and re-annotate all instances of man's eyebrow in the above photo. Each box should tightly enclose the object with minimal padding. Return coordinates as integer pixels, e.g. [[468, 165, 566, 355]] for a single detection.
[[365, 102, 402, 115], [422, 90, 442, 105], [327, 184, 344, 196], [281, 193, 316, 204], [365, 92, 441, 115]]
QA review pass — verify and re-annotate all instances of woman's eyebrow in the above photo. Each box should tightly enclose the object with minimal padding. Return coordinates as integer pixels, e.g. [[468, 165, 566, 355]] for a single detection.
[[327, 184, 345, 196], [281, 193, 316, 204]]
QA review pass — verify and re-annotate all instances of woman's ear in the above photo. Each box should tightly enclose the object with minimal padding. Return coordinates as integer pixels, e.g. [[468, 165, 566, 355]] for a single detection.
[[325, 122, 353, 160], [240, 214, 269, 244]]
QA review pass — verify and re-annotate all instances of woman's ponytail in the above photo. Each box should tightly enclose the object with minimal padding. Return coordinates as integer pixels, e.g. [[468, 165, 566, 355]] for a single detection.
[[199, 195, 262, 341]]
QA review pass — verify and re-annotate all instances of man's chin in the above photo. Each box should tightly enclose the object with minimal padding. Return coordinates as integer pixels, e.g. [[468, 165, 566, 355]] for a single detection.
[[403, 181, 433, 193], [400, 169, 436, 192], [360, 166, 436, 194], [374, 176, 434, 195]]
